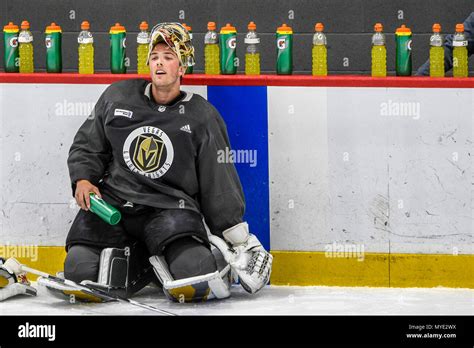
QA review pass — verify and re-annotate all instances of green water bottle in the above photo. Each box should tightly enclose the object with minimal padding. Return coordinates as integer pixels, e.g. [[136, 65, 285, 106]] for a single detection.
[[110, 23, 126, 74], [45, 22, 62, 73], [220, 23, 237, 74], [395, 24, 412, 76], [89, 193, 121, 225], [276, 23, 293, 75], [3, 22, 19, 72], [182, 23, 193, 74]]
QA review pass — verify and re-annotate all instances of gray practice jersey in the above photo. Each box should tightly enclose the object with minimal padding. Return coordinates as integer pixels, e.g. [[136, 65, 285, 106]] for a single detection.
[[68, 79, 245, 236]]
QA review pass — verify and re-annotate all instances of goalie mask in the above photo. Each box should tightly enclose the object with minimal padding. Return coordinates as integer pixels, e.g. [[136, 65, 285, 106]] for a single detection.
[[147, 22, 195, 68]]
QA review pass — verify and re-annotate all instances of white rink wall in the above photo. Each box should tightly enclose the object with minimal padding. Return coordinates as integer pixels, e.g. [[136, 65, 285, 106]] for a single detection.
[[0, 83, 472, 255]]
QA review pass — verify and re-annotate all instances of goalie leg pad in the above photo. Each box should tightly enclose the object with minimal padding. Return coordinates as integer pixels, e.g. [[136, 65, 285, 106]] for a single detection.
[[149, 255, 231, 302], [98, 247, 128, 288]]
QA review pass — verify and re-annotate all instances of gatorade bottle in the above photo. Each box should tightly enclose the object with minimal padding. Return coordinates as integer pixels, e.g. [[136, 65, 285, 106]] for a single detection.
[[136, 21, 150, 75], [45, 22, 62, 73], [182, 23, 193, 74], [312, 22, 327, 76], [371, 23, 386, 77], [3, 22, 19, 73], [110, 23, 126, 74], [245, 21, 260, 75], [204, 22, 220, 75], [220, 23, 237, 75], [276, 23, 293, 75], [78, 20, 94, 74], [452, 24, 468, 78], [429, 23, 444, 77], [18, 20, 34, 73], [395, 24, 412, 76]]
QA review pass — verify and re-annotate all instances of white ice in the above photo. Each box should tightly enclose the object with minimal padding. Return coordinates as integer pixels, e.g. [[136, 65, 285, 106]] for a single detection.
[[1, 283, 473, 316]]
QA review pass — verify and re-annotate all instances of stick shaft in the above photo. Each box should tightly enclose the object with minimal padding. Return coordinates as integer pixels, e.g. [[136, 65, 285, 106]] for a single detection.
[[21, 264, 176, 315]]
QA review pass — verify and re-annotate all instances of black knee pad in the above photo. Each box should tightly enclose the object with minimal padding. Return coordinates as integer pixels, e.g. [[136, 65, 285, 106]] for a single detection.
[[64, 245, 101, 283], [164, 237, 218, 280]]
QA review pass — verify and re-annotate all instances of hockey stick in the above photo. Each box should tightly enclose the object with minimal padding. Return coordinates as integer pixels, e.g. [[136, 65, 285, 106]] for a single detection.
[[4, 258, 176, 316]]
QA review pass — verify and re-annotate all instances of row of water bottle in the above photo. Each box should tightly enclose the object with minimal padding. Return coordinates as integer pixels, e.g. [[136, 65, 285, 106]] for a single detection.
[[371, 23, 469, 77], [2, 20, 153, 74], [3, 20, 469, 77]]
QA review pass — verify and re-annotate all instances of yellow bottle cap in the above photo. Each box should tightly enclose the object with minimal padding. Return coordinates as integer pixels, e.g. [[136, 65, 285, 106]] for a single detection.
[[277, 23, 293, 34], [45, 22, 62, 33], [220, 23, 236, 34], [4, 21, 19, 32], [110, 23, 126, 34]]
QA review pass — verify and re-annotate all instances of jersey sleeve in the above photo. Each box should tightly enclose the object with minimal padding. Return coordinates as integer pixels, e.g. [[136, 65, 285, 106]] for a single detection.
[[196, 105, 245, 237], [67, 92, 112, 196]]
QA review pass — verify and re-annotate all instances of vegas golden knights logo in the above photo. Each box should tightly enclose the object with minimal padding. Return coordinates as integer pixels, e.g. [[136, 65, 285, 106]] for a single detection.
[[123, 126, 174, 179], [133, 135, 164, 172]]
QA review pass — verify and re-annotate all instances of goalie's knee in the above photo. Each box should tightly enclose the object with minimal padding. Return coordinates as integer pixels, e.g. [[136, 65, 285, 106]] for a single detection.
[[164, 237, 217, 279], [64, 245, 101, 283], [151, 237, 231, 303]]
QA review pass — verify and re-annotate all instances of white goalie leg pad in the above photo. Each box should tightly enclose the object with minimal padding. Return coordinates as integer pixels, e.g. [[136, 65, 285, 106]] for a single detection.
[[149, 255, 231, 302], [97, 247, 129, 288]]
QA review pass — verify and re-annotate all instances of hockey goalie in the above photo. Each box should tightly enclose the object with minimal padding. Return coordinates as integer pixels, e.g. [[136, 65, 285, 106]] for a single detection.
[[49, 22, 271, 303]]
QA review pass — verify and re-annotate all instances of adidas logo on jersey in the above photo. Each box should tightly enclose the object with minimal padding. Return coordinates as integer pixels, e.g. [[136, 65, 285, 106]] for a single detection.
[[180, 125, 192, 133]]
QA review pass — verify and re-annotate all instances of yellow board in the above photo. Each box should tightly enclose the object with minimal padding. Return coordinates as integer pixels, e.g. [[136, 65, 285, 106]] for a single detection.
[[270, 251, 474, 289], [1, 246, 472, 288], [0, 246, 66, 281]]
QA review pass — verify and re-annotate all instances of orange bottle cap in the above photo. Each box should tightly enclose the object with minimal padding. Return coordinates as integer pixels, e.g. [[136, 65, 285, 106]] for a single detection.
[[4, 21, 19, 31], [374, 23, 383, 32], [315, 23, 324, 32], [248, 21, 256, 30], [396, 24, 411, 33], [46, 22, 62, 32], [207, 21, 216, 30], [220, 23, 236, 33], [139, 21, 148, 30], [110, 23, 126, 33], [277, 23, 293, 33], [21, 20, 30, 30], [432, 23, 441, 33], [81, 21, 90, 30], [455, 24, 464, 32], [182, 23, 192, 31]]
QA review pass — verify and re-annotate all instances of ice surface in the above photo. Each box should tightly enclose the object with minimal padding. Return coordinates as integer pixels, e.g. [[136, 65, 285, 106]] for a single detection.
[[1, 283, 472, 316]]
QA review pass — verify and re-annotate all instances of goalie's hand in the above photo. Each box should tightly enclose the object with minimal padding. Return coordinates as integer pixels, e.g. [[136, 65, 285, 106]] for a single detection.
[[221, 222, 272, 294]]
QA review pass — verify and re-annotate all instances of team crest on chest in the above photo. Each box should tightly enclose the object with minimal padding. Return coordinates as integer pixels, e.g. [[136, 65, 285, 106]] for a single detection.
[[123, 126, 174, 179]]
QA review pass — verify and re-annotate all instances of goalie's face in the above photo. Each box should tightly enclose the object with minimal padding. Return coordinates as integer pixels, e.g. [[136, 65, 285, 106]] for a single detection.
[[149, 43, 185, 89]]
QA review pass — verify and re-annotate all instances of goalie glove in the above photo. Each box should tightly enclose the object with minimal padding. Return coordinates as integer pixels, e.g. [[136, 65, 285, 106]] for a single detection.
[[211, 222, 272, 294]]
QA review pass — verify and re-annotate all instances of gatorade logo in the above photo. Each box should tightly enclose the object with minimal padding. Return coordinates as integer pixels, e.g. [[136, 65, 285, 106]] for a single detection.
[[122, 37, 127, 48], [9, 37, 18, 48], [45, 37, 52, 49], [227, 37, 236, 49], [407, 40, 412, 51], [277, 38, 286, 50]]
